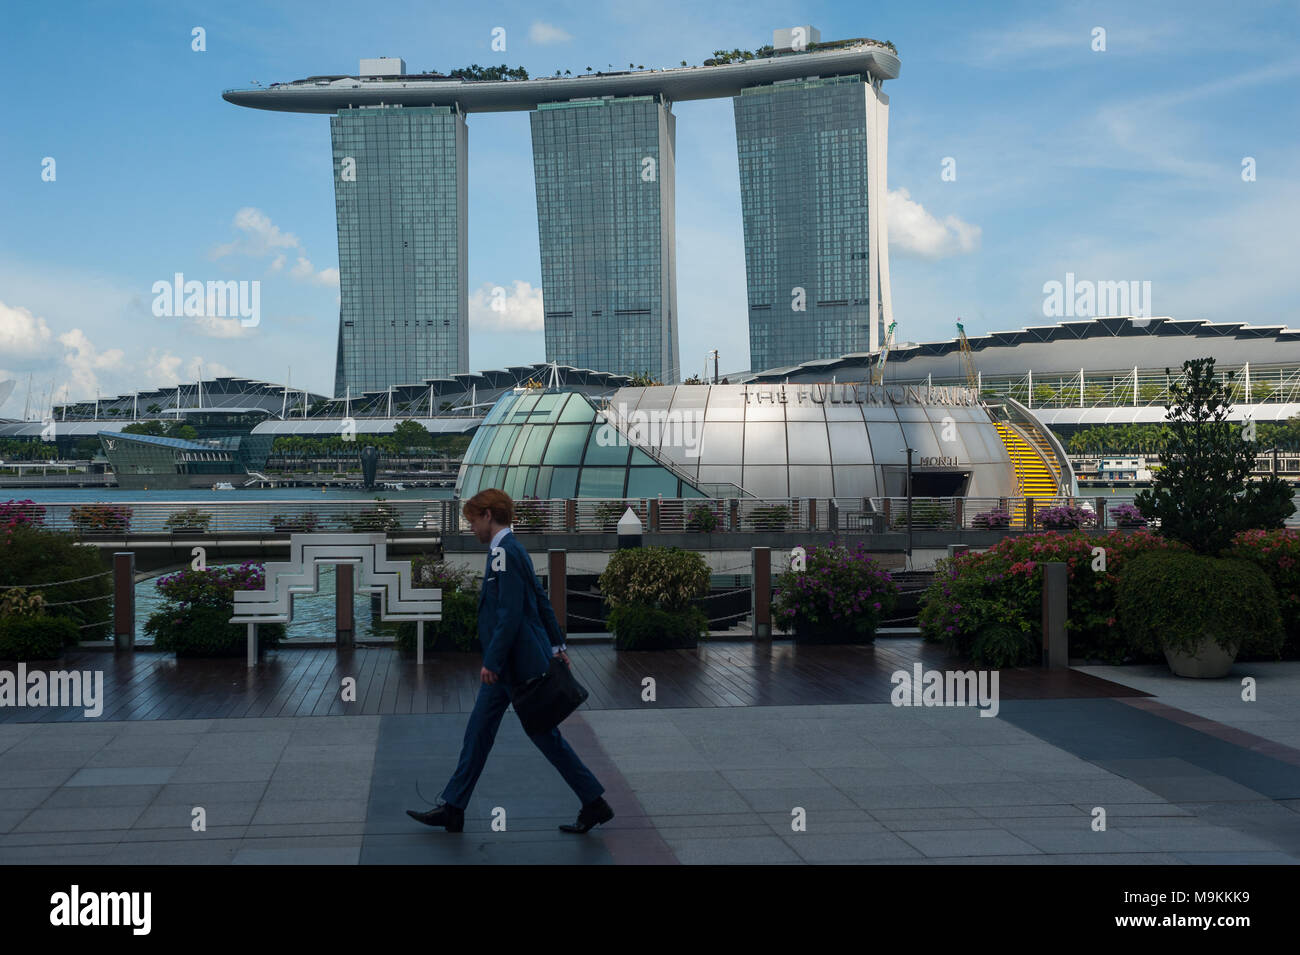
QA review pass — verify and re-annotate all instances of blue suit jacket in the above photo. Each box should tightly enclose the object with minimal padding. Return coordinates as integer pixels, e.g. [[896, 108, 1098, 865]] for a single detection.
[[478, 530, 565, 684]]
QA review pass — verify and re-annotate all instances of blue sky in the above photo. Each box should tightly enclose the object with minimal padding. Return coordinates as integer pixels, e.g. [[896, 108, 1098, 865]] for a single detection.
[[1, 0, 1297, 414]]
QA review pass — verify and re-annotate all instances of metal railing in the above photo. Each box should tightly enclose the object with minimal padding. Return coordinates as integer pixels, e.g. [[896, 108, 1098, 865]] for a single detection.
[[0, 496, 1190, 537]]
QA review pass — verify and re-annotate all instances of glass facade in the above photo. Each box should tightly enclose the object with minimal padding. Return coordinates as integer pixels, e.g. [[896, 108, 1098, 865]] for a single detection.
[[735, 76, 892, 373], [455, 390, 705, 500], [99, 431, 274, 489], [531, 96, 679, 383], [331, 105, 469, 396], [458, 384, 1020, 501]]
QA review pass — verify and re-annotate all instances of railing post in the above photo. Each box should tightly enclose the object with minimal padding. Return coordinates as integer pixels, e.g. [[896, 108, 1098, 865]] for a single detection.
[[564, 498, 576, 532], [730, 498, 739, 532], [336, 562, 354, 648], [112, 551, 134, 651], [953, 498, 963, 530], [1025, 497, 1035, 531], [648, 497, 660, 533], [827, 499, 838, 532], [752, 546, 771, 641], [1096, 496, 1106, 530], [1041, 562, 1068, 668], [549, 549, 567, 638], [882, 497, 892, 528], [807, 498, 817, 531]]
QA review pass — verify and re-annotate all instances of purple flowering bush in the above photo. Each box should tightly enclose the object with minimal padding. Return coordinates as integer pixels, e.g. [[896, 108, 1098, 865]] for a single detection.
[[772, 541, 898, 643], [144, 562, 285, 655], [972, 506, 1011, 528], [1, 499, 46, 535], [1035, 504, 1094, 530], [1109, 503, 1147, 528]]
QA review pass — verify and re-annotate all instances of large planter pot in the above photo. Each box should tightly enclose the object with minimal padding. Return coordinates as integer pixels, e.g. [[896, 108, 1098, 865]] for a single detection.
[[1164, 640, 1239, 678], [792, 618, 876, 645]]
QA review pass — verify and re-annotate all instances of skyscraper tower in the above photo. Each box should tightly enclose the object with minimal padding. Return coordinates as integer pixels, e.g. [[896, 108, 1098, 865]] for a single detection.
[[735, 27, 894, 374], [531, 95, 679, 383], [330, 100, 469, 396]]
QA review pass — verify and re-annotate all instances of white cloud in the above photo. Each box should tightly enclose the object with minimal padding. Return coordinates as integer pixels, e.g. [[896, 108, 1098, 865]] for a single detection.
[[139, 352, 234, 388], [469, 280, 544, 332], [189, 315, 252, 339], [887, 188, 982, 259], [210, 208, 337, 284], [211, 207, 300, 259], [0, 300, 54, 358], [57, 328, 125, 399], [529, 21, 573, 45]]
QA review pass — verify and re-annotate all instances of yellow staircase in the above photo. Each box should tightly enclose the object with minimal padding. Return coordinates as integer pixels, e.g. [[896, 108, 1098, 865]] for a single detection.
[[994, 422, 1060, 525]]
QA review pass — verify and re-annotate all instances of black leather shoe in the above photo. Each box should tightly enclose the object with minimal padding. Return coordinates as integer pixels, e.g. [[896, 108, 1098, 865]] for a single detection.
[[559, 796, 614, 833], [407, 802, 464, 832]]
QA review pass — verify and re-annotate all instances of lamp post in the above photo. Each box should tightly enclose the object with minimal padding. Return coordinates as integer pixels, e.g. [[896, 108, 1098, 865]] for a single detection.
[[900, 447, 916, 568]]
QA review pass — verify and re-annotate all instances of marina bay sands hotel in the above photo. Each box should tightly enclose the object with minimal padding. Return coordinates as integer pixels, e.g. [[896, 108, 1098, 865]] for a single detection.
[[224, 27, 900, 396]]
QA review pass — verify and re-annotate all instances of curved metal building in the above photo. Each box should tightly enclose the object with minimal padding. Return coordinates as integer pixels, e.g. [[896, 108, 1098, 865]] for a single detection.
[[456, 382, 1072, 502]]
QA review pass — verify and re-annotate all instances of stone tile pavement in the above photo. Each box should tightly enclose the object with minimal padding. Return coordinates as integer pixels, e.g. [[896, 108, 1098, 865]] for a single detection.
[[4, 684, 1300, 863]]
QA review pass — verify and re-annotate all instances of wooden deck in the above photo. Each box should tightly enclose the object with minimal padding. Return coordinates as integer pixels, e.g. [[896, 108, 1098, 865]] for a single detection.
[[1, 638, 1147, 723]]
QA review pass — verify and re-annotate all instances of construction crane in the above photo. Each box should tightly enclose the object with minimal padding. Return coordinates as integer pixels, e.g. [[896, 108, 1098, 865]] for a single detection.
[[870, 321, 897, 386], [956, 320, 980, 393]]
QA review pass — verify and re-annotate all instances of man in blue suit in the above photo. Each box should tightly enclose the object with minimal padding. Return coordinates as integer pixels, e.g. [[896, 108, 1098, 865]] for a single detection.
[[407, 489, 614, 834]]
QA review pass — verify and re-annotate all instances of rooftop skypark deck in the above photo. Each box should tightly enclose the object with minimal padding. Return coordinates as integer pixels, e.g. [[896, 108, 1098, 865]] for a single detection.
[[222, 41, 901, 114]]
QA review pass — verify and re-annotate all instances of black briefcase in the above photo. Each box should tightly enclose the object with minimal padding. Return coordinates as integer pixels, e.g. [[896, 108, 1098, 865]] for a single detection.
[[512, 656, 589, 737]]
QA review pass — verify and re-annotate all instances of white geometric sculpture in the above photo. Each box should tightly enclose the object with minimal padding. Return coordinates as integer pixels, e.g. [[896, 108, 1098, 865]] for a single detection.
[[230, 533, 441, 667]]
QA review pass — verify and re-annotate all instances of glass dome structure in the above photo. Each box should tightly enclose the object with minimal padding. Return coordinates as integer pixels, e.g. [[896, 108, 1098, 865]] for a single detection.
[[456, 383, 1052, 500], [455, 389, 709, 501]]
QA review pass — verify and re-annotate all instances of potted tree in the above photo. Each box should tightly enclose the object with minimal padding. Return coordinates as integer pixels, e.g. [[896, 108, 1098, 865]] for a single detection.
[[598, 546, 710, 649], [1129, 358, 1294, 676]]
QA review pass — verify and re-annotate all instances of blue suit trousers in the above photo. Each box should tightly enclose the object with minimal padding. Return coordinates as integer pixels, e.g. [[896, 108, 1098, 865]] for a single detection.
[[440, 679, 605, 810]]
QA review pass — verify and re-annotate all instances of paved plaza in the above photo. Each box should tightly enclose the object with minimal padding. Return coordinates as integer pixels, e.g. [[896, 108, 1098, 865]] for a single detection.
[[2, 642, 1299, 864]]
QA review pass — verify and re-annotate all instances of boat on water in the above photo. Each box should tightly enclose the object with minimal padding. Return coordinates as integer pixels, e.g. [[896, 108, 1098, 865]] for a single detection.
[[212, 482, 235, 491]]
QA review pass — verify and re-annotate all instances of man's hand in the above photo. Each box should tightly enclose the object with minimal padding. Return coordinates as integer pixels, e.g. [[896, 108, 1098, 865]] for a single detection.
[[557, 650, 570, 667], [480, 667, 498, 684]]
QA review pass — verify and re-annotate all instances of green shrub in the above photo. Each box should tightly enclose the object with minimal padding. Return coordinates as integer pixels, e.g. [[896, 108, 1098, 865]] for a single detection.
[[164, 508, 212, 532], [395, 556, 479, 652], [599, 546, 710, 612], [0, 526, 111, 632], [889, 500, 954, 529], [919, 529, 1186, 666], [270, 511, 322, 532], [607, 604, 708, 650], [396, 589, 480, 652], [594, 500, 643, 529], [685, 502, 720, 533], [0, 615, 77, 660], [749, 503, 791, 531], [339, 499, 401, 531], [144, 563, 285, 656], [1116, 550, 1283, 659]]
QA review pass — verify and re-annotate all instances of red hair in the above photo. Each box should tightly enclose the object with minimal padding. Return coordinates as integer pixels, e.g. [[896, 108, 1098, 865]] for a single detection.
[[462, 488, 513, 526]]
